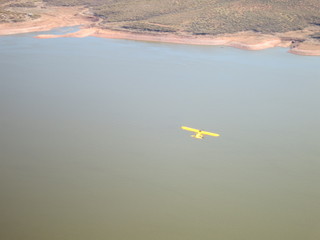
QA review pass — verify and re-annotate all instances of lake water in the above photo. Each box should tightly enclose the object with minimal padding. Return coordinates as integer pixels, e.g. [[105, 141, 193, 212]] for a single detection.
[[1, 29, 320, 240]]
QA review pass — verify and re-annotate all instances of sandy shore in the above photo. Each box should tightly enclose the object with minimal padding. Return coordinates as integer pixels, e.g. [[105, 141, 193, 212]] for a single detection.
[[0, 5, 95, 36], [35, 27, 283, 50], [1, 5, 320, 56], [288, 41, 320, 56]]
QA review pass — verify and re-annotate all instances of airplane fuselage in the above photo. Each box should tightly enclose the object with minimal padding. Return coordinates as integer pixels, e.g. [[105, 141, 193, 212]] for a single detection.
[[192, 131, 204, 139]]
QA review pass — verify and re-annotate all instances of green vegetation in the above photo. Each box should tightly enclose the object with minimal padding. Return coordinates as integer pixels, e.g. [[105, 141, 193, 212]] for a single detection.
[[40, 0, 320, 35], [0, 9, 24, 23], [7, 1, 37, 8], [310, 32, 320, 39], [2, 0, 320, 36], [0, 9, 39, 23], [0, 0, 40, 23], [121, 22, 176, 33]]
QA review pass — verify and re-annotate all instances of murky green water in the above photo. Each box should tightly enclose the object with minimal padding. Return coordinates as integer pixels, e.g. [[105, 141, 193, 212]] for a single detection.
[[1, 30, 320, 240]]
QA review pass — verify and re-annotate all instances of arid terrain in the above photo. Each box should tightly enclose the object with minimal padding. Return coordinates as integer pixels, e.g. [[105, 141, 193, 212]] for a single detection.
[[1, 0, 320, 55]]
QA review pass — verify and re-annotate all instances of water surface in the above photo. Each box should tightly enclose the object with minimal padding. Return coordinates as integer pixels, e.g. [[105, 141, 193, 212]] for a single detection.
[[1, 31, 320, 240]]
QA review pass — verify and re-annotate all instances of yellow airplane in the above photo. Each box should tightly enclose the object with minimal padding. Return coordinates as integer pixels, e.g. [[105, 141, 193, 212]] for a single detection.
[[181, 126, 220, 139]]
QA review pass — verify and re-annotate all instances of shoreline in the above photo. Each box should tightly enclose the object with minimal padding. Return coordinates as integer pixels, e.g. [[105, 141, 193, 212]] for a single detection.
[[1, 5, 320, 56], [31, 28, 320, 56], [35, 27, 283, 49], [0, 6, 93, 36]]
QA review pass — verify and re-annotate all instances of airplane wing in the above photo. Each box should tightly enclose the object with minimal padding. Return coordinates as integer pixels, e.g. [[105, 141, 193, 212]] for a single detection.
[[201, 131, 220, 137], [181, 126, 200, 133]]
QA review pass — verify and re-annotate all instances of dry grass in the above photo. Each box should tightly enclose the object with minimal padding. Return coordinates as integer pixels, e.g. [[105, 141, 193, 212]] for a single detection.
[[0, 0, 41, 23], [88, 0, 320, 35], [2, 0, 320, 37], [0, 9, 39, 23]]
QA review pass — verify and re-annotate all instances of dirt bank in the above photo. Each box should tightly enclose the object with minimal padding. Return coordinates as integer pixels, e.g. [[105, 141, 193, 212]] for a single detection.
[[1, 4, 320, 56], [0, 5, 94, 35], [34, 28, 291, 51]]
